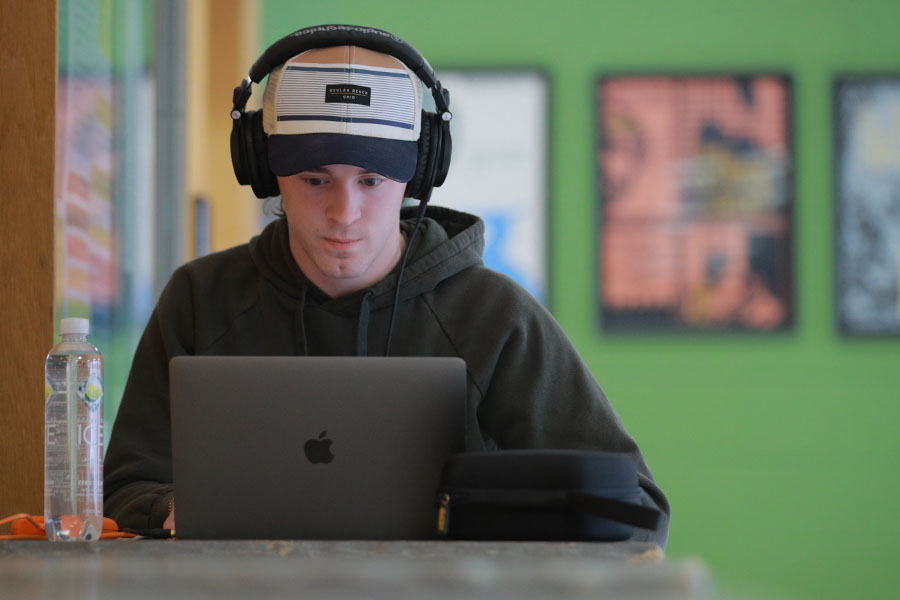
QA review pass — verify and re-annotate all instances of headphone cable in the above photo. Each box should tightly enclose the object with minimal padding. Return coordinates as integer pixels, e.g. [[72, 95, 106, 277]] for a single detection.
[[384, 200, 429, 356]]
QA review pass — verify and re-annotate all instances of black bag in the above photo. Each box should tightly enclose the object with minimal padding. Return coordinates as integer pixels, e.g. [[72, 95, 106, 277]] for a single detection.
[[436, 450, 661, 541]]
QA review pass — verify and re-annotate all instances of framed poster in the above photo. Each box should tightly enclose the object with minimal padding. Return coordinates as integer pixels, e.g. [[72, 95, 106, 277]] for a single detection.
[[835, 77, 900, 336], [428, 69, 549, 306], [597, 75, 794, 331]]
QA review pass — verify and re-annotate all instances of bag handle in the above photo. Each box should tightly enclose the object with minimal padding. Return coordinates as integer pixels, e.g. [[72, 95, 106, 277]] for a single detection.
[[567, 492, 661, 530]]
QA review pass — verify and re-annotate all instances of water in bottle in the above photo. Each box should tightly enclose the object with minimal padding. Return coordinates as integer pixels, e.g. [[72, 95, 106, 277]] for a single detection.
[[44, 317, 104, 541]]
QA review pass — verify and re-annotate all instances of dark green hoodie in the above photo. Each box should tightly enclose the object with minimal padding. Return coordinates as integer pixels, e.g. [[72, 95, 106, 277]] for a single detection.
[[103, 206, 670, 545]]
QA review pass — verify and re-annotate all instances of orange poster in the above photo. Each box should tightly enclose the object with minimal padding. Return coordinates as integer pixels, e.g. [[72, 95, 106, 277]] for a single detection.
[[598, 76, 793, 331]]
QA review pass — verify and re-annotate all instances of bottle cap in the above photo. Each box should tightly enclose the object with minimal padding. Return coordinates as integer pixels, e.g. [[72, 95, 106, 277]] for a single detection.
[[60, 317, 90, 335]]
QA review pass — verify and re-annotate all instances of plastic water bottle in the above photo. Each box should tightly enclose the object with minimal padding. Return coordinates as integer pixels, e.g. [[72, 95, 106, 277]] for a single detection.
[[44, 317, 104, 541]]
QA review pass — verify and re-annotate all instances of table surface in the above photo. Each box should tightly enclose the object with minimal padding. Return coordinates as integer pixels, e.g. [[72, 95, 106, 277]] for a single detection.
[[0, 539, 709, 600]]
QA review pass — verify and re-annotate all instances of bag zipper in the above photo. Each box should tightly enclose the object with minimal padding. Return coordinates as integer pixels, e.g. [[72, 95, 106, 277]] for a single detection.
[[437, 493, 451, 535]]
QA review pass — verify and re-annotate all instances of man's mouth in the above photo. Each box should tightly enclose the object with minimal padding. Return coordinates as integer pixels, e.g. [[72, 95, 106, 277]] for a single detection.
[[323, 236, 361, 249]]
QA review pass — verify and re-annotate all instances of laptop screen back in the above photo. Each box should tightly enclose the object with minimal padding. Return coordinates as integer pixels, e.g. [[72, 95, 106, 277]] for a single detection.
[[169, 355, 466, 540]]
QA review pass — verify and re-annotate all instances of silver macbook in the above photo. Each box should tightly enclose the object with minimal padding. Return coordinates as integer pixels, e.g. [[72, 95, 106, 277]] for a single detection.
[[169, 355, 466, 540]]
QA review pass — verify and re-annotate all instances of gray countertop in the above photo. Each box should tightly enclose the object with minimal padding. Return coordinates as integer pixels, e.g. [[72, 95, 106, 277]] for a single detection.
[[0, 539, 709, 600]]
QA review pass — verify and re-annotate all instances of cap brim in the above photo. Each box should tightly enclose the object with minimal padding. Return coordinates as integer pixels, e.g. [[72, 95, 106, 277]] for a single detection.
[[268, 133, 418, 182]]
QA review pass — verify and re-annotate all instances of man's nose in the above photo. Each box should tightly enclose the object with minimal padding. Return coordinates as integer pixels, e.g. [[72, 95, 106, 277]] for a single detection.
[[325, 183, 362, 225]]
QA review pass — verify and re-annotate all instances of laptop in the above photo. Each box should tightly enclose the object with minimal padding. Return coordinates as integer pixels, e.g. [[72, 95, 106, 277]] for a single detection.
[[169, 355, 467, 540]]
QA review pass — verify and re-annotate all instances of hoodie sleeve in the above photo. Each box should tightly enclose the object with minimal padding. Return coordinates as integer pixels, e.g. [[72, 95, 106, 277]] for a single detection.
[[103, 267, 196, 530], [464, 275, 671, 547]]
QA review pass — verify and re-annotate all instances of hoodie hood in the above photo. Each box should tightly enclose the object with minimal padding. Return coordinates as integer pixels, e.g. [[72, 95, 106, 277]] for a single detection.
[[248, 205, 485, 355]]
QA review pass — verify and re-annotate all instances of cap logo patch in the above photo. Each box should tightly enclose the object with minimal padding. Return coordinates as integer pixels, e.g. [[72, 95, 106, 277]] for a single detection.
[[325, 84, 371, 106]]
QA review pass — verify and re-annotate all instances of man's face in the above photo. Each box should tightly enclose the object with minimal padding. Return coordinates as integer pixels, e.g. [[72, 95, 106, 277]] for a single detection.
[[277, 164, 407, 298]]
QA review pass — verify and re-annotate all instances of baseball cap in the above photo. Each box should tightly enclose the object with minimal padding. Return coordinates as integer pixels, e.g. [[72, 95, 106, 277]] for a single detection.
[[263, 45, 423, 182]]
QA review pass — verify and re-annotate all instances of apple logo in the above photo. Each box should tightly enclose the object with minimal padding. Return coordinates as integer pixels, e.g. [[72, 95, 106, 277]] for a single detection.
[[304, 430, 335, 464]]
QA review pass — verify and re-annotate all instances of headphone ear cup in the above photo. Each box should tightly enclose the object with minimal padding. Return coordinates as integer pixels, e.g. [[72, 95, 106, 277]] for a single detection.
[[405, 111, 451, 201], [405, 110, 432, 200], [230, 117, 251, 186], [432, 117, 451, 189], [239, 110, 280, 199]]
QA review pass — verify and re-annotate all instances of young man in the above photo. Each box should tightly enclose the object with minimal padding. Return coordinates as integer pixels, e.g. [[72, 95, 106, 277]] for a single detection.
[[103, 26, 670, 546]]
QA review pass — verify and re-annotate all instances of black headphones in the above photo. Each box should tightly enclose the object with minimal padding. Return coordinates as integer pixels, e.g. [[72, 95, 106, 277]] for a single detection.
[[230, 24, 452, 201]]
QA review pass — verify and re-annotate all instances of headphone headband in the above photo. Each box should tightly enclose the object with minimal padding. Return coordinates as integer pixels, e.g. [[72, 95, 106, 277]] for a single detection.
[[246, 24, 450, 115]]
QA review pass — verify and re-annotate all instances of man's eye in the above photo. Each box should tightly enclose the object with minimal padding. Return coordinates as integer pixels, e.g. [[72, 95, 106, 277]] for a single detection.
[[304, 177, 326, 186], [361, 177, 383, 187]]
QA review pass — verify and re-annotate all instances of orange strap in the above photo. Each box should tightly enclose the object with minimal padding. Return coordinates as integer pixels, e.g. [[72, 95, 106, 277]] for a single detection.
[[0, 513, 137, 540]]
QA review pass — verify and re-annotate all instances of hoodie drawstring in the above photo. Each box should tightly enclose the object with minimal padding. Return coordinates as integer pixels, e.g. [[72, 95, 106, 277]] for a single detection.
[[294, 288, 374, 357], [356, 290, 374, 357], [295, 285, 309, 356]]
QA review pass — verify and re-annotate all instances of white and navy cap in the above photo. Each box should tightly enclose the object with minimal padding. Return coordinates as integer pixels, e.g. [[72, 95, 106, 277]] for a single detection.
[[263, 45, 423, 182]]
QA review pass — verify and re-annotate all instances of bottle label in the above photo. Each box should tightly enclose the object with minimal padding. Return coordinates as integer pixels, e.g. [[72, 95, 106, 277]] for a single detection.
[[77, 373, 103, 410]]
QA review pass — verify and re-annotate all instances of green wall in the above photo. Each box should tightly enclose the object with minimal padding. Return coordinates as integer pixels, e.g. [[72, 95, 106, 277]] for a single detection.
[[261, 1, 900, 598]]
